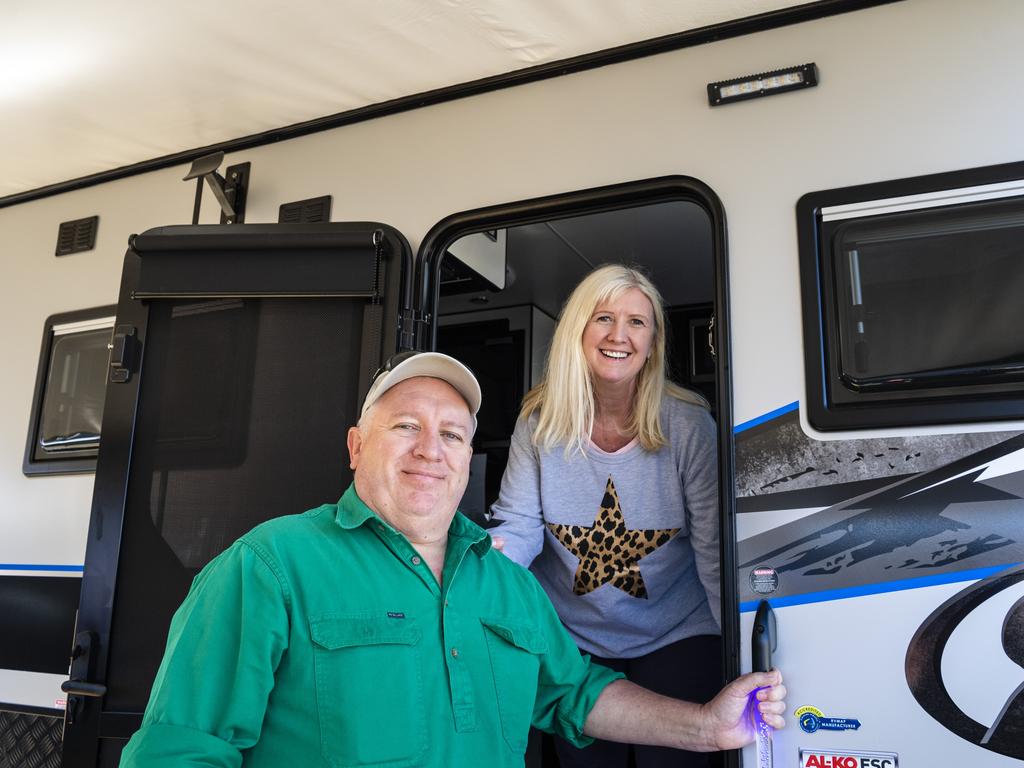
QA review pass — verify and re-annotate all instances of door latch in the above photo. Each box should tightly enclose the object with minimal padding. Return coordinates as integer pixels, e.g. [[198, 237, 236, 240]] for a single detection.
[[62, 631, 107, 726], [108, 324, 139, 383]]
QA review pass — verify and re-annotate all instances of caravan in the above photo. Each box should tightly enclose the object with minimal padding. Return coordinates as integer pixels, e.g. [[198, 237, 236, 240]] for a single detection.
[[2, 1, 1023, 765]]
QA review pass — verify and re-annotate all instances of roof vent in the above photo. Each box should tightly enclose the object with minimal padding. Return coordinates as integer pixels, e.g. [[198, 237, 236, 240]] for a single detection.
[[279, 196, 332, 224], [56, 216, 98, 256]]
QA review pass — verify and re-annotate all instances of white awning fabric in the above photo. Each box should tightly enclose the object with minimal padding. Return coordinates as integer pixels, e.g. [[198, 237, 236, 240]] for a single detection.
[[0, 1, 802, 198]]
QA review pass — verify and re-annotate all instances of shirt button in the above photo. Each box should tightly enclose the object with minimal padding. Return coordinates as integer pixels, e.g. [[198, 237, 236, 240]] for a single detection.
[[411, 556, 421, 565], [451, 647, 459, 658]]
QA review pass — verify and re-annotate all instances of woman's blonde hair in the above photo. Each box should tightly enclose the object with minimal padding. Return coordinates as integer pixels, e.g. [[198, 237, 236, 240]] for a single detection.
[[521, 263, 709, 456]]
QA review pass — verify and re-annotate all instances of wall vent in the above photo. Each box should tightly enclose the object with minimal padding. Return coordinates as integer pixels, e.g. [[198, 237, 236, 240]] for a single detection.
[[278, 196, 332, 224], [56, 216, 99, 256]]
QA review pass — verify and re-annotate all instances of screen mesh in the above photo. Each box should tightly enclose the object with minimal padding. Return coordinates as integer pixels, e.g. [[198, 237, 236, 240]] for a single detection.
[[104, 297, 365, 710]]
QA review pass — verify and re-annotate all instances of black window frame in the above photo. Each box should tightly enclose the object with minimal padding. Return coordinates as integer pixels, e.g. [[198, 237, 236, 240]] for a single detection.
[[23, 304, 117, 476], [798, 159, 1024, 431]]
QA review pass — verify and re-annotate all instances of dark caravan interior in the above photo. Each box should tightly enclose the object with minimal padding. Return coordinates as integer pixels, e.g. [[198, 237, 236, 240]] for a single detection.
[[432, 195, 720, 767], [436, 198, 717, 526]]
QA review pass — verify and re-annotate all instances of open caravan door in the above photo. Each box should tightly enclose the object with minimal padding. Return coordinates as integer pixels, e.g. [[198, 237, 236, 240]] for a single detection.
[[734, 161, 1024, 768], [61, 223, 415, 767]]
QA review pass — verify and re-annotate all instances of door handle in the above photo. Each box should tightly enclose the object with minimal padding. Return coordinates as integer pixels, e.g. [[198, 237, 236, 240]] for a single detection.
[[751, 600, 778, 768], [61, 680, 107, 698], [62, 679, 107, 726], [752, 600, 777, 672]]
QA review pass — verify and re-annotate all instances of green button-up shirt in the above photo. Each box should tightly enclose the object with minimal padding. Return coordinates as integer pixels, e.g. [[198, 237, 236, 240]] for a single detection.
[[121, 485, 623, 767]]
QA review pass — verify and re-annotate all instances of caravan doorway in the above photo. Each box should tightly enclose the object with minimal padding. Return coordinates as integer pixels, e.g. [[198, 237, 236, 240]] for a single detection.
[[420, 177, 732, 766]]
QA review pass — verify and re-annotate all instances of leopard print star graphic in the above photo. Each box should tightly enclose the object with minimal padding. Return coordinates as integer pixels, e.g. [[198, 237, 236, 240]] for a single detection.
[[546, 476, 679, 598]]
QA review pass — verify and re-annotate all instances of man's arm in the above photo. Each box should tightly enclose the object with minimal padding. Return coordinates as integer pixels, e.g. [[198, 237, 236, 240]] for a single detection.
[[583, 670, 786, 751]]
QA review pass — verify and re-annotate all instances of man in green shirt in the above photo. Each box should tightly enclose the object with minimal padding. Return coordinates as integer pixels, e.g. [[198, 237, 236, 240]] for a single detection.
[[121, 351, 785, 767]]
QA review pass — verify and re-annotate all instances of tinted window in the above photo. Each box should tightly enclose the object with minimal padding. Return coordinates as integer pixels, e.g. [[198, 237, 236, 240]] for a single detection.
[[832, 199, 1024, 391], [24, 308, 115, 475], [799, 163, 1024, 430]]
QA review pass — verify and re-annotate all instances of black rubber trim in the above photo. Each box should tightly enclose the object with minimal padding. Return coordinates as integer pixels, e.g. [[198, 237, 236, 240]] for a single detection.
[[0, 0, 902, 210]]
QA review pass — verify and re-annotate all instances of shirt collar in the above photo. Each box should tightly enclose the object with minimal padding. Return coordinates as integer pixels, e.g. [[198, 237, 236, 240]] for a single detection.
[[335, 483, 492, 557]]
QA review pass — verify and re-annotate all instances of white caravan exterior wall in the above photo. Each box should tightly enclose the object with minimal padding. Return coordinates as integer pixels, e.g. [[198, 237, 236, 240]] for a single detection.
[[0, 0, 1021, 743], [7, 0, 1018, 556]]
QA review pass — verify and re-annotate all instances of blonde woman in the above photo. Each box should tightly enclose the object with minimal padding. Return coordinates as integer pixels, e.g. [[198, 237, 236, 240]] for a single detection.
[[490, 264, 721, 768]]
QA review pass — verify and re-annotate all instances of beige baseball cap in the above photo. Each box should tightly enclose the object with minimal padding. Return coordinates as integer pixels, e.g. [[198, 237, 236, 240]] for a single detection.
[[361, 351, 482, 422]]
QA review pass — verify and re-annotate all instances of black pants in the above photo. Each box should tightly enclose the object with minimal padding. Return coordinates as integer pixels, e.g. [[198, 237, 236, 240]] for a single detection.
[[554, 634, 723, 768]]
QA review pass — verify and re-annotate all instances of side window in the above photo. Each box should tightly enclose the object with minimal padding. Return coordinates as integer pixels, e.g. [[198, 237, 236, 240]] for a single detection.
[[24, 306, 116, 475], [799, 170, 1024, 430]]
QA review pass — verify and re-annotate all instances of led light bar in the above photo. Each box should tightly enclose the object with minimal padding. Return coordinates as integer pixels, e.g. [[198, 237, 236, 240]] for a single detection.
[[707, 63, 818, 106]]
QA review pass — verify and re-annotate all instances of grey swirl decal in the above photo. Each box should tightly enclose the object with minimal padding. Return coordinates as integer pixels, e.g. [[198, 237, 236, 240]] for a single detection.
[[905, 564, 1024, 759]]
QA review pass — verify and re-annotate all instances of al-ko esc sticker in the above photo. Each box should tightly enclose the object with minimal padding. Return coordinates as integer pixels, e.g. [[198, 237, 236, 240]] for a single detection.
[[749, 565, 778, 594], [799, 748, 898, 768]]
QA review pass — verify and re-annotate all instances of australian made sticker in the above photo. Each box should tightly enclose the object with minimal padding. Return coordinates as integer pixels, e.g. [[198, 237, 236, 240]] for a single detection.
[[798, 748, 898, 768], [796, 705, 861, 733]]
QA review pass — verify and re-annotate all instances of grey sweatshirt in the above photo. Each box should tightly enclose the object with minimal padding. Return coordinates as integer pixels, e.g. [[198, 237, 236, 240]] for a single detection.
[[490, 395, 720, 658]]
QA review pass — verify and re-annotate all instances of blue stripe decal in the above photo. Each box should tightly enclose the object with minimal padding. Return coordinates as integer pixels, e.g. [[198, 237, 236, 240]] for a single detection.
[[734, 401, 799, 434], [0, 564, 84, 573], [739, 562, 1019, 612]]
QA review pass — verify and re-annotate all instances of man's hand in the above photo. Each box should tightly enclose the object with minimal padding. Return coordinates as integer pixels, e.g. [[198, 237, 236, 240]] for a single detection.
[[700, 670, 786, 750], [583, 670, 786, 752]]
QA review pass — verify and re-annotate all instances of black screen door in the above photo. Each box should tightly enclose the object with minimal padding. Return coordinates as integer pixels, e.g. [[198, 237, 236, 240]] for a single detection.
[[62, 223, 412, 767]]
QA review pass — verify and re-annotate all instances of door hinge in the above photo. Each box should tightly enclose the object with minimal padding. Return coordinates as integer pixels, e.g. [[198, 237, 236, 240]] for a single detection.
[[398, 309, 431, 350]]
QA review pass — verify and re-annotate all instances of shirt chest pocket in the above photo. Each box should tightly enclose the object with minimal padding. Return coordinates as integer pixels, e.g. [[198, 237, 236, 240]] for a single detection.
[[480, 617, 548, 754], [310, 615, 426, 767]]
